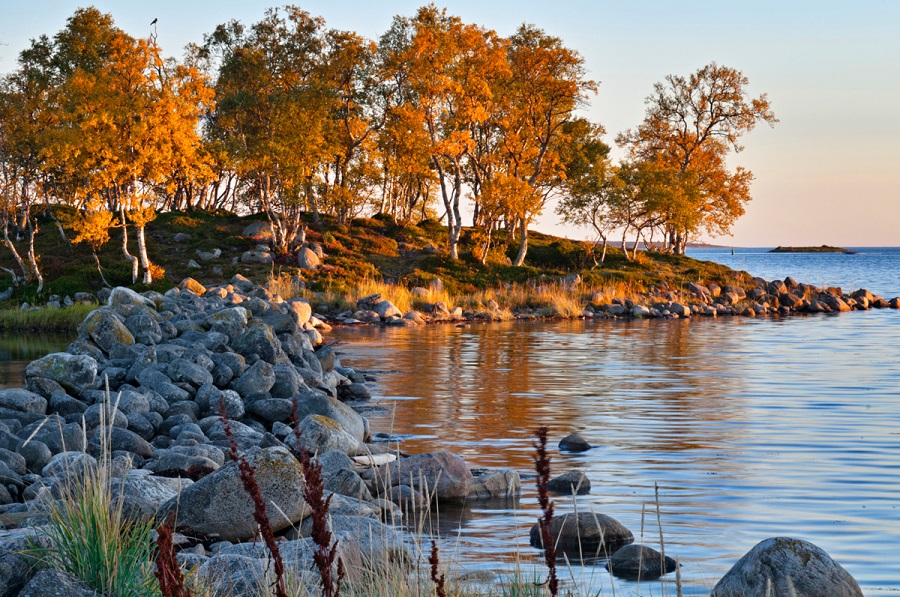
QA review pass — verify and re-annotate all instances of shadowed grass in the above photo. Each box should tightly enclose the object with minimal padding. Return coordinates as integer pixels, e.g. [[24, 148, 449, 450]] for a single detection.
[[0, 301, 97, 332]]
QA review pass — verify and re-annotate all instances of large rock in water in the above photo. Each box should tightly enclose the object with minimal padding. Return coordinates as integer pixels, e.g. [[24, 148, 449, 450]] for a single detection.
[[711, 537, 863, 597], [381, 452, 472, 503], [161, 446, 307, 542], [607, 543, 677, 580], [25, 353, 97, 394], [529, 512, 633, 557]]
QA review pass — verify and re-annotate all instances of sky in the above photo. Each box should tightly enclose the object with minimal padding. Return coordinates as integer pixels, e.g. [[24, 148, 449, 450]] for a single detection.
[[1, 1, 898, 247]]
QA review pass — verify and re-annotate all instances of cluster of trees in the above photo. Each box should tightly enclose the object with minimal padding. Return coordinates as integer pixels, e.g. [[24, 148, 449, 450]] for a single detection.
[[559, 63, 777, 262], [0, 5, 775, 292]]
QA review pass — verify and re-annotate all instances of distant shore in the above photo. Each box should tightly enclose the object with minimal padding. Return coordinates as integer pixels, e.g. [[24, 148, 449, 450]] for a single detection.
[[770, 245, 855, 254]]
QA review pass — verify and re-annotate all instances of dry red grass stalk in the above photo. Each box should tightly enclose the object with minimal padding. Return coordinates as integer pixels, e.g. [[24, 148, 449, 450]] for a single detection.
[[220, 403, 288, 597], [155, 514, 191, 597], [534, 426, 559, 596], [429, 539, 447, 597], [291, 400, 344, 597]]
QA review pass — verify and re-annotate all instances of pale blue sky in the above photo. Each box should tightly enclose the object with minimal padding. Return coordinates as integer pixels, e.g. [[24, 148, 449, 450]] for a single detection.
[[2, 1, 898, 246]]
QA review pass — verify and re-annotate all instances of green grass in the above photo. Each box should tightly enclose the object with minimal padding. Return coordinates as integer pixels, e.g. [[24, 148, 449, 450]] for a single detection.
[[0, 206, 755, 321], [0, 302, 97, 332], [27, 395, 158, 596]]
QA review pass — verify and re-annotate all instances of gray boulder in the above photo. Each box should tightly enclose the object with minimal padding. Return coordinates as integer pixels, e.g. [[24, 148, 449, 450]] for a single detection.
[[161, 446, 307, 542], [232, 360, 276, 398], [168, 358, 214, 388], [0, 389, 46, 415], [18, 568, 97, 597], [271, 364, 302, 399], [548, 471, 591, 495], [381, 452, 472, 503], [468, 469, 521, 500], [293, 392, 367, 441], [25, 354, 98, 394], [0, 528, 52, 596], [90, 426, 153, 458], [124, 310, 162, 345], [18, 417, 85, 455], [711, 537, 863, 597], [195, 554, 271, 596], [245, 398, 292, 423], [79, 307, 134, 352], [373, 300, 402, 320], [529, 512, 634, 557], [558, 433, 591, 452], [298, 514, 410, 568], [324, 468, 374, 501], [607, 544, 677, 580], [286, 415, 362, 456], [233, 322, 281, 363], [110, 471, 193, 524]]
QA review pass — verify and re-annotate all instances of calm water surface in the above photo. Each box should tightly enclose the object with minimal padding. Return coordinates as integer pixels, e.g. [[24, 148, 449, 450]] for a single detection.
[[687, 247, 900, 299], [332, 312, 900, 595]]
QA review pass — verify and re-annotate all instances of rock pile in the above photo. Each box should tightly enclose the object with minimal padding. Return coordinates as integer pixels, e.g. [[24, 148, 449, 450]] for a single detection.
[[0, 278, 529, 595]]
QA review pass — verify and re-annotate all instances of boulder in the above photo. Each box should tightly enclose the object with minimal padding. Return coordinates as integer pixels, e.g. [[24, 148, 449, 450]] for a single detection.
[[381, 452, 472, 503], [195, 554, 271, 596], [26, 353, 97, 394], [529, 512, 633, 557], [286, 415, 362, 456], [711, 537, 863, 597], [0, 528, 52, 596], [293, 392, 367, 441], [607, 544, 677, 580], [297, 514, 410, 567], [107, 287, 155, 311], [468, 469, 521, 500], [231, 360, 276, 398], [0, 389, 46, 415], [241, 250, 273, 265], [80, 308, 134, 353], [558, 433, 591, 453], [16, 569, 94, 597], [547, 471, 591, 495], [162, 446, 307, 542], [180, 277, 206, 295], [242, 221, 274, 242], [233, 322, 281, 364], [373, 300, 402, 320], [297, 247, 321, 270], [110, 471, 192, 524]]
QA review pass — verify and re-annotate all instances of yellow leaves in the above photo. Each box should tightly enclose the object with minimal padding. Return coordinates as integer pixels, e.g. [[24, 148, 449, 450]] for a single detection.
[[70, 203, 115, 252]]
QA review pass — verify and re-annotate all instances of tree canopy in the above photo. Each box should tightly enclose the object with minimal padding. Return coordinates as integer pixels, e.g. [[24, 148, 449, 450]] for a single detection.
[[1, 7, 777, 293]]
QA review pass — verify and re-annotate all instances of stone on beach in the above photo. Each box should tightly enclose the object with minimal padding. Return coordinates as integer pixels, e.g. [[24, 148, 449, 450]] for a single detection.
[[711, 537, 863, 597], [161, 446, 307, 542]]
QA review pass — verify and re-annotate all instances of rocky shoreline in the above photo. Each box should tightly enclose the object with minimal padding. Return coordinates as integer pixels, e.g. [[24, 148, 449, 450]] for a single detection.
[[324, 275, 899, 327], [0, 276, 872, 595]]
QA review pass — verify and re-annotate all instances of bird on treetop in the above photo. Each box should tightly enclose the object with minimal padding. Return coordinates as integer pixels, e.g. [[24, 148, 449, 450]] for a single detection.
[[151, 18, 158, 26]]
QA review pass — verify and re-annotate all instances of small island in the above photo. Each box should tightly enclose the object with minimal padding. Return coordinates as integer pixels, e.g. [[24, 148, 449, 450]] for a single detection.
[[770, 245, 855, 254]]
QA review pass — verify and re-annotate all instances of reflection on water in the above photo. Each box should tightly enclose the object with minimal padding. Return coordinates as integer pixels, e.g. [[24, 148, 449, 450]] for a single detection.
[[333, 313, 900, 596], [0, 334, 71, 390]]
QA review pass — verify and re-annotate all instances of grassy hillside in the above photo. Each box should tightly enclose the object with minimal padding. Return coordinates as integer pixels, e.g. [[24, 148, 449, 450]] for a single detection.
[[0, 207, 752, 306]]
